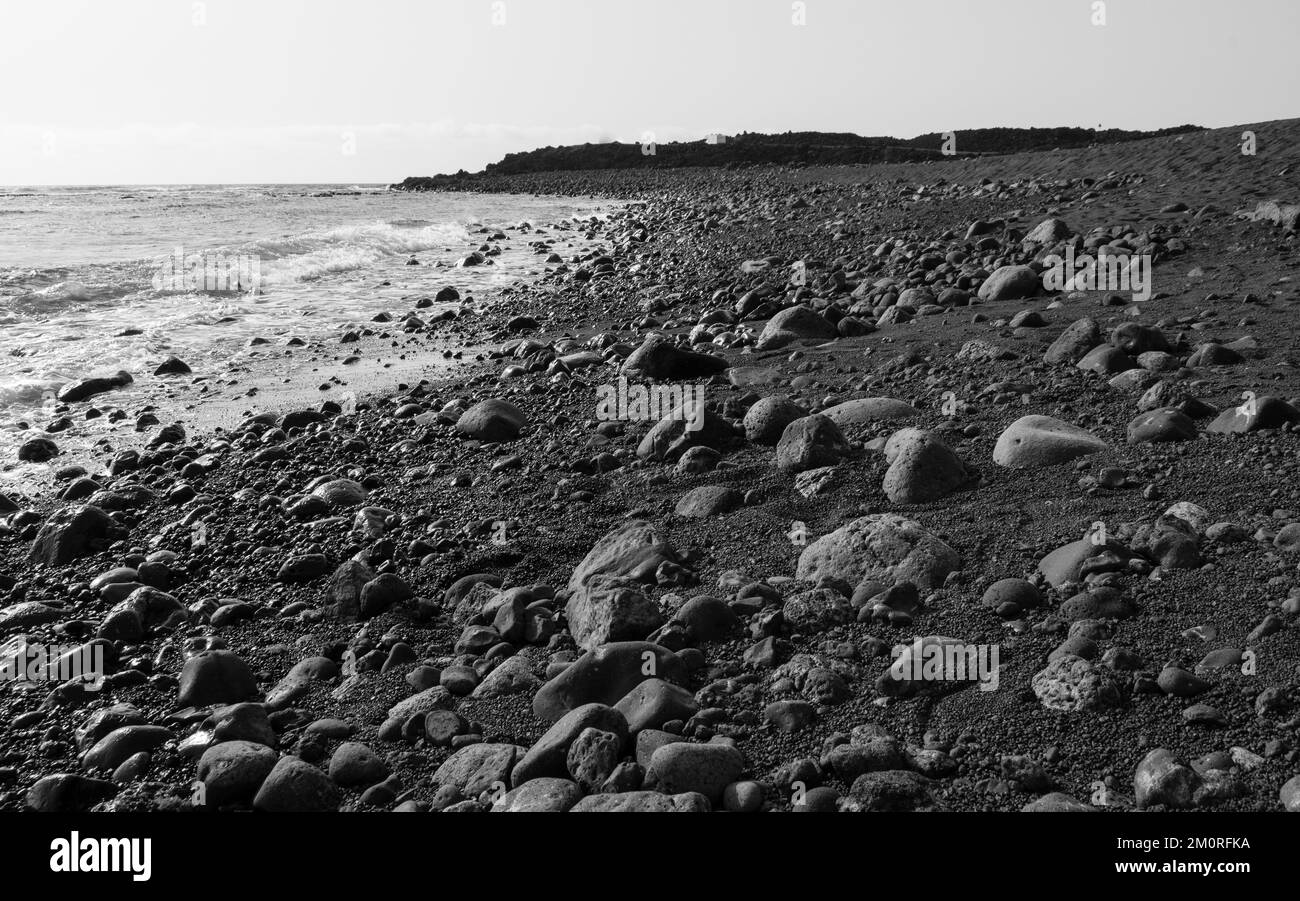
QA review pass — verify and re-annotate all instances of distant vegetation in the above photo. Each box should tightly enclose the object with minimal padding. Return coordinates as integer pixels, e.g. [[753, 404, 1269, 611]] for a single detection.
[[392, 125, 1203, 190]]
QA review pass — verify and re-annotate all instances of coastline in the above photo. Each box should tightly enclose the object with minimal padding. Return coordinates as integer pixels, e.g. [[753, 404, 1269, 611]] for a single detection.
[[4, 118, 1300, 814]]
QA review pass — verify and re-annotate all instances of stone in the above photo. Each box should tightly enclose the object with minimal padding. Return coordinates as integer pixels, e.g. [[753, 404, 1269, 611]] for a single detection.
[[28, 505, 116, 565], [1127, 409, 1197, 443], [1043, 318, 1100, 365], [511, 703, 629, 784], [57, 371, 132, 403], [1032, 656, 1124, 712], [432, 743, 520, 797], [322, 559, 376, 621], [1157, 665, 1211, 697], [1207, 395, 1300, 434], [796, 513, 959, 591], [565, 579, 664, 650], [613, 678, 699, 733], [82, 726, 172, 772], [820, 397, 920, 428], [1110, 323, 1169, 356], [26, 774, 118, 812], [570, 791, 708, 812], [177, 650, 258, 707], [881, 429, 977, 503], [0, 601, 62, 630], [1059, 587, 1135, 620], [672, 595, 739, 641], [1022, 792, 1094, 812], [845, 770, 934, 811], [1187, 343, 1243, 367], [1134, 749, 1199, 810], [253, 756, 340, 812], [327, 742, 389, 787], [154, 356, 192, 375], [386, 686, 456, 721], [457, 399, 527, 442], [743, 396, 807, 445], [621, 335, 729, 379], [782, 588, 853, 633], [674, 485, 743, 518], [1076, 344, 1137, 375], [1023, 218, 1072, 245], [647, 742, 745, 803], [532, 642, 687, 724], [491, 777, 583, 812], [569, 520, 680, 590], [196, 741, 278, 807], [1280, 775, 1300, 812], [471, 655, 541, 698], [775, 414, 852, 473], [981, 578, 1042, 615], [993, 415, 1108, 468], [978, 265, 1039, 301], [755, 305, 838, 350], [310, 478, 367, 508], [18, 437, 58, 463], [566, 729, 622, 792], [276, 554, 329, 583], [635, 405, 733, 462]]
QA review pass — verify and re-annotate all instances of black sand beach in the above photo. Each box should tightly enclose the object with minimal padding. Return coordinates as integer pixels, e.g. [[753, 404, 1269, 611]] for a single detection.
[[5, 118, 1300, 816]]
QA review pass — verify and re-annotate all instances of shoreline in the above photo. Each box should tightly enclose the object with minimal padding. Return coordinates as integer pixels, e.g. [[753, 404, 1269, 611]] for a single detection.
[[0, 195, 620, 490], [4, 119, 1300, 814]]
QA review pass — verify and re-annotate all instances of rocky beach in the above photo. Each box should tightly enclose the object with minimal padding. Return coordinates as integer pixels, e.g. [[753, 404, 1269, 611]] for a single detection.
[[5, 117, 1300, 817]]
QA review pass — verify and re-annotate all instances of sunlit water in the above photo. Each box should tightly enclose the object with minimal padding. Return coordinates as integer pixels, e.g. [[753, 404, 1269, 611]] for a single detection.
[[0, 184, 610, 419]]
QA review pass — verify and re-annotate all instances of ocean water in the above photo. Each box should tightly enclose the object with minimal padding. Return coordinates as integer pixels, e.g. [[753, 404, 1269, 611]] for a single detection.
[[0, 185, 609, 416]]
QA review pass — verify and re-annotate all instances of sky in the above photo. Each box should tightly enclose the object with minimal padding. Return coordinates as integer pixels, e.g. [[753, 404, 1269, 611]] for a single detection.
[[0, 0, 1295, 185]]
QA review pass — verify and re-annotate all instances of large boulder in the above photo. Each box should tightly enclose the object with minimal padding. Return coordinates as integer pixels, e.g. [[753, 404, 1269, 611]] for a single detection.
[[322, 559, 376, 621], [511, 703, 630, 785], [1127, 409, 1197, 444], [796, 514, 960, 591], [1043, 318, 1100, 365], [568, 520, 680, 591], [565, 578, 664, 650], [646, 742, 745, 804], [978, 265, 1040, 301], [253, 756, 339, 812], [674, 485, 743, 518], [1032, 656, 1125, 712], [820, 397, 920, 428], [57, 371, 133, 403], [881, 429, 978, 503], [1023, 218, 1072, 245], [1206, 395, 1300, 434], [432, 743, 522, 796], [456, 399, 527, 442], [755, 306, 838, 350], [743, 396, 807, 445], [992, 416, 1108, 468], [1134, 749, 1199, 810], [532, 642, 687, 724], [1076, 344, 1137, 375], [775, 415, 853, 473], [29, 505, 117, 565], [621, 335, 728, 380], [635, 405, 733, 461]]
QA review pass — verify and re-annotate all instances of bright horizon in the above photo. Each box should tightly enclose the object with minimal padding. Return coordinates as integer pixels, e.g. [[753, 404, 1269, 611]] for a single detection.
[[2, 0, 1296, 185]]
